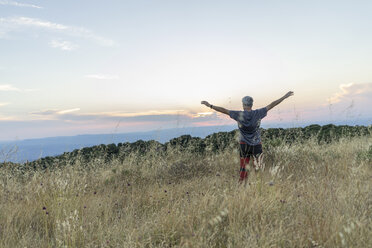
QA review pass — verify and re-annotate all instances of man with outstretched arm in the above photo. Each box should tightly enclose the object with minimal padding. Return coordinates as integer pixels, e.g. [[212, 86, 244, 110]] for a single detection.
[[201, 91, 294, 185]]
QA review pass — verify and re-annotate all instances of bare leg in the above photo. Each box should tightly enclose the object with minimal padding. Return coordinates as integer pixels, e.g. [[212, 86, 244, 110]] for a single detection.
[[253, 153, 264, 172]]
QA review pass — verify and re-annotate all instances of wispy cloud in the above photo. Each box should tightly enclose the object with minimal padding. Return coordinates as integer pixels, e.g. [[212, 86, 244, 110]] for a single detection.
[[192, 112, 214, 118], [0, 84, 38, 92], [31, 108, 81, 116], [31, 109, 182, 119], [0, 17, 115, 46], [328, 82, 372, 103], [0, 102, 10, 107], [85, 74, 119, 80], [49, 40, 78, 51], [0, 1, 42, 9], [0, 16, 67, 30], [0, 114, 17, 121], [30, 110, 57, 116], [5, 109, 231, 139], [29, 109, 230, 128], [0, 84, 20, 91], [57, 108, 80, 114]]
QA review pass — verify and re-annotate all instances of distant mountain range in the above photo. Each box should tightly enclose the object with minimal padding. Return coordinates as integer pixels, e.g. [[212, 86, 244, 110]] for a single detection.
[[0, 125, 237, 162]]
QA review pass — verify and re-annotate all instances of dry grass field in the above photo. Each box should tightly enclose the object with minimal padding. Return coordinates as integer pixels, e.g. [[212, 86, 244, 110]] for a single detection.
[[0, 135, 371, 247]]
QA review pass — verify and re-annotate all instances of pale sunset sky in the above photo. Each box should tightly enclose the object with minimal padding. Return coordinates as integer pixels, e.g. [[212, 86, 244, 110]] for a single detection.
[[1, 0, 371, 140]]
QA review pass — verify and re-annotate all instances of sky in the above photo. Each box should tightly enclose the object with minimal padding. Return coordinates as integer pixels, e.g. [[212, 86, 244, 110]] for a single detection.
[[0, 0, 371, 141]]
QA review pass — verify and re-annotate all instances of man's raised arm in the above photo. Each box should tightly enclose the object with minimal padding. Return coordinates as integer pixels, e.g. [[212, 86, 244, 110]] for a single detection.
[[266, 91, 294, 111], [201, 101, 230, 115]]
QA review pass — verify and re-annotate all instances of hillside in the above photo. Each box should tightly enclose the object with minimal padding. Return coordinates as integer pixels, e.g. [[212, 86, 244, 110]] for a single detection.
[[3, 124, 370, 170], [0, 124, 371, 247], [0, 125, 239, 163]]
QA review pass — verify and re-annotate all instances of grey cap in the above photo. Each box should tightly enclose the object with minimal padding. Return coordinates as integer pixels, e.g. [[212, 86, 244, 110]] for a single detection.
[[242, 96, 253, 107]]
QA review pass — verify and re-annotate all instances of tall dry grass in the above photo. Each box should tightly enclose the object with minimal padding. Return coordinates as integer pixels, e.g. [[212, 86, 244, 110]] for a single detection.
[[0, 136, 371, 247]]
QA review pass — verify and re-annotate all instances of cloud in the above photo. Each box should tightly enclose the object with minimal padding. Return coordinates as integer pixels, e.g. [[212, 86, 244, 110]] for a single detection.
[[1, 17, 66, 30], [30, 110, 58, 116], [328, 82, 372, 103], [0, 17, 115, 46], [0, 84, 20, 91], [0, 1, 42, 9], [29, 109, 229, 127], [57, 108, 80, 114], [192, 112, 214, 118], [31, 109, 181, 121], [49, 40, 78, 51], [85, 74, 119, 80], [0, 115, 16, 121], [0, 84, 38, 92], [31, 108, 81, 116], [0, 102, 10, 107]]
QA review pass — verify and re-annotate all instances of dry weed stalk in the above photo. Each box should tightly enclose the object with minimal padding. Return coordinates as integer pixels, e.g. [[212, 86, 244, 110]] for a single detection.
[[0, 136, 371, 247]]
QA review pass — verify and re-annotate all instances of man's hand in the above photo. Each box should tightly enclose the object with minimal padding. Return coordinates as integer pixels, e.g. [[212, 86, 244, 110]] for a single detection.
[[266, 91, 294, 111], [284, 91, 294, 99], [201, 101, 211, 108], [201, 101, 230, 115]]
